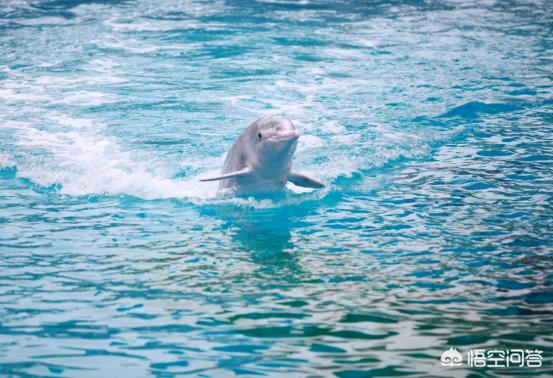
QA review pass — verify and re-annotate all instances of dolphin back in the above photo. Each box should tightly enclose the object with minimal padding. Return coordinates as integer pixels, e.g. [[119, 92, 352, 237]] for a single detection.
[[218, 120, 259, 190]]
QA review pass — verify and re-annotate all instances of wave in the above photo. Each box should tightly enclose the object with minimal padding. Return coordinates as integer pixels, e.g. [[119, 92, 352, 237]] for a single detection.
[[439, 101, 521, 119], [6, 120, 222, 200]]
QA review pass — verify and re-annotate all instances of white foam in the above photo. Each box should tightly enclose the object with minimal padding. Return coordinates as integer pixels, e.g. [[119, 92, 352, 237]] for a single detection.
[[256, 0, 310, 4], [0, 75, 120, 108], [0, 153, 14, 169], [104, 18, 202, 32], [321, 48, 366, 59], [330, 134, 358, 144], [0, 88, 50, 102], [17, 16, 73, 26], [297, 135, 324, 150], [47, 114, 95, 130], [8, 115, 220, 200], [36, 73, 125, 85], [351, 38, 378, 48], [59, 91, 114, 106]]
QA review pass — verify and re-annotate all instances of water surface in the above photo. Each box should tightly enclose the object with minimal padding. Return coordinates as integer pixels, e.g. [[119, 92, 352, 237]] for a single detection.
[[1, 0, 552, 376]]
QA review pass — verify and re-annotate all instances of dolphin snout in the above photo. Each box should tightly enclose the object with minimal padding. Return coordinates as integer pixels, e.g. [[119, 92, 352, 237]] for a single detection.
[[268, 129, 300, 142], [281, 129, 300, 140]]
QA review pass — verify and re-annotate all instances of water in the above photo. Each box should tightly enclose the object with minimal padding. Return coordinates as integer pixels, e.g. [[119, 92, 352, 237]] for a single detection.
[[1, 0, 552, 376]]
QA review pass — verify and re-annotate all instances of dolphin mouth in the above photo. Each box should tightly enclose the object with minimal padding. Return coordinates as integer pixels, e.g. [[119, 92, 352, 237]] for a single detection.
[[267, 130, 300, 142]]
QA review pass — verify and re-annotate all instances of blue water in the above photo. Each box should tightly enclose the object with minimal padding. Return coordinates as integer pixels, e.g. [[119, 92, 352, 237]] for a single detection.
[[1, 0, 552, 376]]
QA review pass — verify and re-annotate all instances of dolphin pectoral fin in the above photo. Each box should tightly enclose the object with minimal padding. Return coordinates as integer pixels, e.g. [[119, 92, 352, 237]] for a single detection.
[[288, 172, 325, 189], [199, 167, 252, 182]]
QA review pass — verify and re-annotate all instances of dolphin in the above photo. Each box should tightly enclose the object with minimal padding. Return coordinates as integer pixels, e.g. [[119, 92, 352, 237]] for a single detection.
[[200, 115, 324, 194]]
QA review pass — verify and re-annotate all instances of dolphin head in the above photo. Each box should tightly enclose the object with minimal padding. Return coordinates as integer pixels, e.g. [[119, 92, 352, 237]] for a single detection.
[[253, 115, 300, 167]]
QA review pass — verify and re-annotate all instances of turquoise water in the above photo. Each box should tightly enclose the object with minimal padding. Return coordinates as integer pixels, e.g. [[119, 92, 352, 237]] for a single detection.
[[1, 0, 552, 376]]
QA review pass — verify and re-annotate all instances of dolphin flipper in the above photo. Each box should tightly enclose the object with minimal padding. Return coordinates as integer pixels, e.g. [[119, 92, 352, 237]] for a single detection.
[[288, 172, 325, 188], [200, 167, 252, 182]]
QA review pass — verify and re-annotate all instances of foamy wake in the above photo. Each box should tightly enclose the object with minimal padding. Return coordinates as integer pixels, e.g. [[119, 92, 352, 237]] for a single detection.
[[0, 153, 14, 169], [4, 116, 222, 200], [3, 116, 334, 204], [1, 110, 463, 206]]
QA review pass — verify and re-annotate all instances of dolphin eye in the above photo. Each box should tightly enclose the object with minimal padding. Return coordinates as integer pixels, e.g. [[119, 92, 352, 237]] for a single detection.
[[258, 133, 262, 139]]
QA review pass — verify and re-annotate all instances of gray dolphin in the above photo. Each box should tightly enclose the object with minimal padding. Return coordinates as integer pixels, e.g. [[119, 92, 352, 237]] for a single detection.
[[200, 115, 324, 194]]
